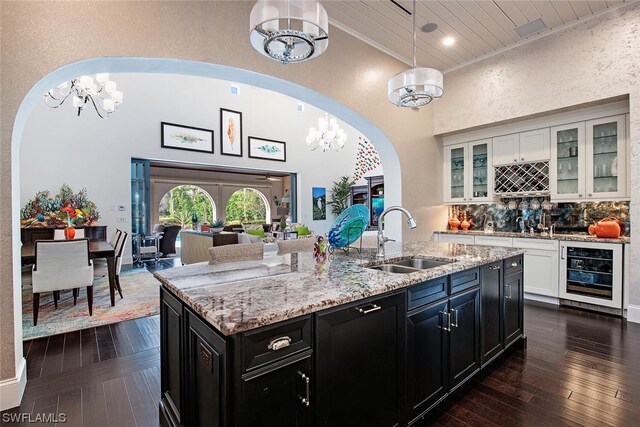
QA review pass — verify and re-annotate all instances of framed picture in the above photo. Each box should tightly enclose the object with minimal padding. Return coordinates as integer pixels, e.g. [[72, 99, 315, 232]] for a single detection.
[[220, 108, 243, 157], [313, 187, 327, 220], [248, 137, 286, 162], [161, 122, 214, 153]]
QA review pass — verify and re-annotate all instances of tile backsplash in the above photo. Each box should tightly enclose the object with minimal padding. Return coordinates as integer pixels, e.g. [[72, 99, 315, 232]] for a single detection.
[[449, 199, 629, 236]]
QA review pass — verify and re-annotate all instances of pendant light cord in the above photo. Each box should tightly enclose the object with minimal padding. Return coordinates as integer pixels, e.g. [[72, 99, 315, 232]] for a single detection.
[[412, 0, 417, 69]]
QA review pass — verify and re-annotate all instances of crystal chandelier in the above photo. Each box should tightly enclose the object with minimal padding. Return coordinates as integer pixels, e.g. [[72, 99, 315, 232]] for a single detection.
[[387, 0, 443, 108], [306, 113, 347, 152], [250, 0, 329, 64], [44, 73, 123, 118]]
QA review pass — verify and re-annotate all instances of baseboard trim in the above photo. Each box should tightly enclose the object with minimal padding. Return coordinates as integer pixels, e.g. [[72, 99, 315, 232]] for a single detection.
[[627, 304, 640, 324], [0, 357, 27, 411], [524, 293, 559, 305]]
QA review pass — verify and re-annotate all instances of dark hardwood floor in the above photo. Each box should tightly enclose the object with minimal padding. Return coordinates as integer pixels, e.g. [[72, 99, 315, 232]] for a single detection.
[[3, 301, 640, 426]]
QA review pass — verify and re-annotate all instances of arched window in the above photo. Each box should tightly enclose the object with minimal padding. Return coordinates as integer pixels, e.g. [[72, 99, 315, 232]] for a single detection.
[[159, 185, 216, 228], [225, 188, 271, 225]]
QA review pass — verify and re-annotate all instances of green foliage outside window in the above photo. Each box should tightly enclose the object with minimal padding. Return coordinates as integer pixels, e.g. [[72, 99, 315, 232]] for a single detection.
[[225, 188, 267, 225], [159, 185, 214, 228]]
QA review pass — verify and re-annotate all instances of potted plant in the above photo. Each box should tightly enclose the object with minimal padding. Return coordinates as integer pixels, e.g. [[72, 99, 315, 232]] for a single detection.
[[329, 176, 355, 216], [210, 219, 225, 233]]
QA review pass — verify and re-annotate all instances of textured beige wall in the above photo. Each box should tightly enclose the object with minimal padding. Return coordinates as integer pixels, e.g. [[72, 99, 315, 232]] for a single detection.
[[0, 1, 444, 382], [433, 3, 640, 307]]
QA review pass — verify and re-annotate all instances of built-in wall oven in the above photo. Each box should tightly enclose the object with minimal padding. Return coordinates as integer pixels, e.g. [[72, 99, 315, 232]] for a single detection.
[[559, 240, 623, 311]]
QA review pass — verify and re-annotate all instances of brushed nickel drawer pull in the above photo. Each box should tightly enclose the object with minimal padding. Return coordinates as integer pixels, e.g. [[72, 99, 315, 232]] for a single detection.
[[357, 304, 381, 315], [267, 336, 291, 351], [505, 284, 512, 299], [488, 265, 501, 270], [511, 261, 518, 267], [299, 372, 311, 407]]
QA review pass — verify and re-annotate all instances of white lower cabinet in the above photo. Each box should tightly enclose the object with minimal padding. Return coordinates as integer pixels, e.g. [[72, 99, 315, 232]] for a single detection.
[[435, 234, 560, 298], [512, 238, 559, 298], [435, 234, 474, 245], [474, 236, 513, 247]]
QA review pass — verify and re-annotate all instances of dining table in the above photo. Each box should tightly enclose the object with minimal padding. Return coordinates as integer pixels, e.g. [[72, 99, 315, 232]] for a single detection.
[[21, 239, 119, 307]]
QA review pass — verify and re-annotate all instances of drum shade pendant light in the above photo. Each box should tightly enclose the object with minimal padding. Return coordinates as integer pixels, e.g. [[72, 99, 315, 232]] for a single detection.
[[250, 0, 329, 64], [387, 0, 443, 108]]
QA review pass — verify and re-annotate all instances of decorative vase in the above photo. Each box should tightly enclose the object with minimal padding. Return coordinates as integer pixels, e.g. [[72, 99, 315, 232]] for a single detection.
[[448, 217, 460, 231], [212, 227, 224, 233], [64, 226, 76, 240], [461, 217, 470, 232]]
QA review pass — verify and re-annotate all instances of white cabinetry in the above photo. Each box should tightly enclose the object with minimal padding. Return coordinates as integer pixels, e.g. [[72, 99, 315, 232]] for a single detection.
[[474, 236, 512, 247], [585, 115, 626, 200], [435, 233, 474, 245], [513, 238, 559, 298], [551, 115, 627, 201], [492, 129, 550, 166], [443, 139, 492, 204]]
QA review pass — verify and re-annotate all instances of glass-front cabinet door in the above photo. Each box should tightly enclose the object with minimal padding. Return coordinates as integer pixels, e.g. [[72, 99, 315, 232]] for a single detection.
[[469, 139, 492, 202], [550, 122, 585, 200], [444, 140, 492, 203], [444, 143, 467, 203], [585, 115, 626, 199]]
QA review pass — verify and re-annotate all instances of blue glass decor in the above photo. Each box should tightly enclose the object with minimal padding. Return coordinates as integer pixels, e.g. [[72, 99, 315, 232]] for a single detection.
[[328, 204, 369, 248]]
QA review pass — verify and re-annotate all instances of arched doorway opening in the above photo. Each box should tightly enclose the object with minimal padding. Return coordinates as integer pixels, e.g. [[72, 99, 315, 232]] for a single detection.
[[225, 188, 271, 225], [8, 57, 403, 397], [159, 185, 216, 229]]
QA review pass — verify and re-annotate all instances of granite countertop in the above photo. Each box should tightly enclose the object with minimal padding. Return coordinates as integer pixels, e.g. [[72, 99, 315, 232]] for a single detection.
[[154, 241, 525, 336], [434, 230, 630, 245]]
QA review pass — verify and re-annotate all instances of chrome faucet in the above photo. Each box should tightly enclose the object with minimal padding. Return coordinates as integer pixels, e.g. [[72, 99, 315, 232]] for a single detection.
[[377, 206, 417, 259], [516, 216, 525, 234]]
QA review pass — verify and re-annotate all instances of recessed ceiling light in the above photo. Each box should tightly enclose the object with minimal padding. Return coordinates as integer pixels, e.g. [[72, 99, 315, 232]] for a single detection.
[[442, 37, 455, 46]]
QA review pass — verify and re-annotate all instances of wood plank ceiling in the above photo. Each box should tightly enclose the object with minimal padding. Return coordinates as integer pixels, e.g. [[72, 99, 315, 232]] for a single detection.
[[322, 0, 632, 71]]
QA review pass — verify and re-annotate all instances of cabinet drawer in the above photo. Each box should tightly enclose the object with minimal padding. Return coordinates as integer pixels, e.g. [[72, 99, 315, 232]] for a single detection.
[[451, 268, 480, 294], [504, 255, 523, 276], [241, 316, 312, 372], [474, 236, 513, 247], [407, 276, 448, 310], [512, 238, 558, 252], [437, 233, 474, 245]]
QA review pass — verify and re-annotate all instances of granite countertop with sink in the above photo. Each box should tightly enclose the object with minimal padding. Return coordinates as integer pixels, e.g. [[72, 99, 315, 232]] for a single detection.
[[434, 230, 630, 245], [154, 241, 525, 336]]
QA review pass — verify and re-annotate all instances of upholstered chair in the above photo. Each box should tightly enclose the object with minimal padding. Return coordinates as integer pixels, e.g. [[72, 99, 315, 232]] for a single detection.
[[276, 238, 315, 256], [208, 242, 264, 264], [53, 228, 86, 240], [31, 239, 94, 325]]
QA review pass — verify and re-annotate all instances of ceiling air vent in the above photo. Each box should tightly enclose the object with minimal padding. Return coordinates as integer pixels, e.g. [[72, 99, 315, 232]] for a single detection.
[[514, 18, 547, 38]]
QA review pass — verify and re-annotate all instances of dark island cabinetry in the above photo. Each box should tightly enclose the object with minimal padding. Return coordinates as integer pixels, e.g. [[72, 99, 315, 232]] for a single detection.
[[160, 255, 524, 427], [316, 292, 405, 427]]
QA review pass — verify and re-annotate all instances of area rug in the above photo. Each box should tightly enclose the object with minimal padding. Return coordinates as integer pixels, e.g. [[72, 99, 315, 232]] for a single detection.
[[22, 268, 160, 340]]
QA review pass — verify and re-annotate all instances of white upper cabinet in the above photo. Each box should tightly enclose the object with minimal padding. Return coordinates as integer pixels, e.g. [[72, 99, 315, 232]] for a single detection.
[[443, 139, 493, 204], [492, 133, 519, 166], [550, 115, 627, 201], [492, 129, 550, 166], [550, 122, 586, 200], [585, 115, 626, 199]]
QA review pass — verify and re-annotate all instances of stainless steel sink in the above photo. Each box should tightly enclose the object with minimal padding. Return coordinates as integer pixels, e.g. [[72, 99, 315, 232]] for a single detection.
[[391, 258, 453, 269], [367, 257, 454, 274], [368, 264, 420, 274]]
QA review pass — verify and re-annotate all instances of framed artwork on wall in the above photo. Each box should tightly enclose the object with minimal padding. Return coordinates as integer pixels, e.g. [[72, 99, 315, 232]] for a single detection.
[[220, 108, 243, 157], [161, 122, 214, 153], [313, 187, 326, 220], [248, 137, 286, 162]]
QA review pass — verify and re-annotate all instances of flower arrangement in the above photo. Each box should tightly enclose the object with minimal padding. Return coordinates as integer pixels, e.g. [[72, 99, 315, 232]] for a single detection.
[[61, 205, 84, 227], [21, 184, 100, 228]]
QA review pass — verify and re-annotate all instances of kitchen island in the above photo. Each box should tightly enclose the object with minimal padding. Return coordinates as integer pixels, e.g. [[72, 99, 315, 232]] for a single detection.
[[155, 241, 526, 427]]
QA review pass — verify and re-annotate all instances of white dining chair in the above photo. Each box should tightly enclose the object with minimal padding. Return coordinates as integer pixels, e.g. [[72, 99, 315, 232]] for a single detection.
[[109, 229, 122, 248], [53, 228, 85, 240], [31, 239, 94, 325]]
